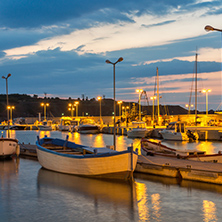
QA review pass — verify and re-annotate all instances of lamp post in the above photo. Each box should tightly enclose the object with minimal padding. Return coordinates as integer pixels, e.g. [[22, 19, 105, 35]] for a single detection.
[[2, 73, 11, 136], [7, 106, 15, 125], [122, 106, 125, 117], [205, 25, 222, 106], [202, 89, 211, 115], [117, 101, 122, 118], [106, 57, 123, 150], [136, 89, 143, 121], [150, 96, 156, 123], [74, 101, 79, 117], [41, 103, 49, 121], [68, 103, 75, 117], [185, 104, 194, 115], [97, 96, 102, 124]]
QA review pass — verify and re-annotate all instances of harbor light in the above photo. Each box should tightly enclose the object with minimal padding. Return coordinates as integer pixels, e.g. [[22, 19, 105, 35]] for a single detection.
[[150, 96, 156, 123], [136, 89, 143, 121], [41, 103, 49, 121], [7, 106, 15, 124], [68, 103, 75, 117], [117, 101, 122, 117], [106, 57, 123, 150], [202, 89, 211, 115], [97, 96, 102, 124], [74, 101, 79, 117]]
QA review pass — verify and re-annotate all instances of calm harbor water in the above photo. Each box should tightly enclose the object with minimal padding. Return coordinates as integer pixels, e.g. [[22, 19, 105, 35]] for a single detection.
[[1, 130, 222, 222]]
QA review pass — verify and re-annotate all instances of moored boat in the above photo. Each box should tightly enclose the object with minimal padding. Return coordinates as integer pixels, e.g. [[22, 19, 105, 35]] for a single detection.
[[160, 121, 198, 141], [141, 138, 222, 163], [127, 121, 149, 138], [36, 136, 138, 180], [0, 137, 19, 159]]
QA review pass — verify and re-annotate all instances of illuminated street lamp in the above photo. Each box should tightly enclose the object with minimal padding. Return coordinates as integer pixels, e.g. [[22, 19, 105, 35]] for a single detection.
[[68, 103, 75, 117], [117, 101, 122, 117], [122, 106, 125, 117], [74, 101, 79, 117], [7, 106, 15, 124], [106, 57, 123, 150], [136, 89, 143, 121], [2, 73, 11, 136], [41, 103, 49, 120], [185, 104, 194, 115], [202, 89, 211, 115], [150, 96, 156, 123], [97, 96, 102, 123]]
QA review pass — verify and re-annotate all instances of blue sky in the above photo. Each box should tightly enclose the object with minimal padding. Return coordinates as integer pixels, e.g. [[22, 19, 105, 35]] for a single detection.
[[1, 0, 222, 111]]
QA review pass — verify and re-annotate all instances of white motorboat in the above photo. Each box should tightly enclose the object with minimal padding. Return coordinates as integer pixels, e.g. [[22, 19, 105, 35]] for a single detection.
[[127, 121, 149, 138], [160, 121, 198, 141]]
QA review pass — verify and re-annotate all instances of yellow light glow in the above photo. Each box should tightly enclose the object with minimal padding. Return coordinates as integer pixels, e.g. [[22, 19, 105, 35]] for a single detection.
[[97, 96, 102, 101], [136, 89, 143, 93], [150, 96, 156, 100], [117, 101, 122, 104], [202, 200, 217, 222]]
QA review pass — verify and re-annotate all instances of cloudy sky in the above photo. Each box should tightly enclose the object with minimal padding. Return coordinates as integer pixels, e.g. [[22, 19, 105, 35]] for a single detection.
[[1, 0, 222, 111]]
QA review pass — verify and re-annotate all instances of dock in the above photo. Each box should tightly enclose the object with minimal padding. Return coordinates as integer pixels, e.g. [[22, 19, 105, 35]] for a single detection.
[[19, 144, 222, 185], [136, 155, 222, 185]]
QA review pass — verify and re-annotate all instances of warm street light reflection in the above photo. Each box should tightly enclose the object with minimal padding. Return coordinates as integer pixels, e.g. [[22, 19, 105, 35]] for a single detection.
[[135, 182, 149, 221], [151, 194, 161, 221], [202, 200, 217, 222], [39, 131, 51, 138]]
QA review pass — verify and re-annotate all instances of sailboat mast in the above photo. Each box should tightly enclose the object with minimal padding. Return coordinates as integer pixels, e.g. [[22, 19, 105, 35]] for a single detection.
[[157, 67, 160, 125], [195, 53, 198, 126]]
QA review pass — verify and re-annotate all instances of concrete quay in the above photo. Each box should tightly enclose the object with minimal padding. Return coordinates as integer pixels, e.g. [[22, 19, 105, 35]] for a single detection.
[[136, 155, 222, 185]]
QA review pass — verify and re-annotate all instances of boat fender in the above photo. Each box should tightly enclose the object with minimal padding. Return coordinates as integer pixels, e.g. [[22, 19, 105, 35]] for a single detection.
[[219, 151, 222, 154], [94, 149, 98, 155], [176, 154, 180, 159]]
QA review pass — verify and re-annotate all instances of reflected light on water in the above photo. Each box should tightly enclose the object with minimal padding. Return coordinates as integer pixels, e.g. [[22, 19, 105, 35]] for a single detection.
[[68, 132, 81, 144], [196, 142, 216, 154], [135, 181, 149, 221], [116, 136, 129, 151], [39, 131, 51, 138], [151, 193, 161, 221], [202, 200, 217, 222], [92, 134, 105, 147]]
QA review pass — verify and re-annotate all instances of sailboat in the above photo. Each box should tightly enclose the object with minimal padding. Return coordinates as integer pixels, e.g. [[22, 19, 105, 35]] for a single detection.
[[0, 74, 19, 159]]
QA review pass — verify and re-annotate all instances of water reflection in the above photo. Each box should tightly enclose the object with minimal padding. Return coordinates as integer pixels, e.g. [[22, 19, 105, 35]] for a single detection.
[[202, 200, 217, 222], [135, 181, 149, 221], [37, 168, 138, 221]]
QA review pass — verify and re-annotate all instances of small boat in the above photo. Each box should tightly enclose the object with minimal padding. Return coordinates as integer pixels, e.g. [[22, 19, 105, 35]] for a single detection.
[[0, 137, 19, 159], [127, 121, 149, 138], [36, 136, 138, 180], [160, 121, 198, 141], [141, 138, 222, 163], [77, 124, 100, 134], [38, 121, 53, 131]]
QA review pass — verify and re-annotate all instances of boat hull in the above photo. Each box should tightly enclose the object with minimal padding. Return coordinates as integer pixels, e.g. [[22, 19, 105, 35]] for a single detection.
[[36, 138, 138, 180], [127, 129, 148, 138], [160, 130, 188, 141], [0, 138, 18, 158]]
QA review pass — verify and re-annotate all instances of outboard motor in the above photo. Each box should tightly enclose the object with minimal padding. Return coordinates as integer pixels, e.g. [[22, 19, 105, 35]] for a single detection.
[[187, 130, 197, 142]]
